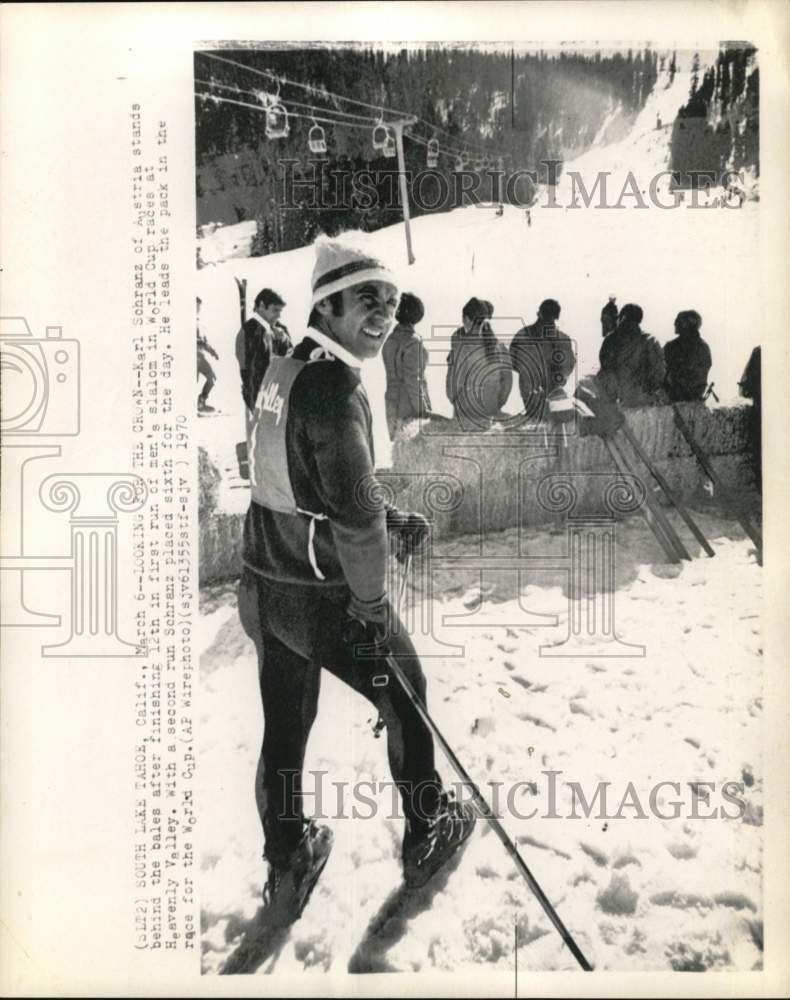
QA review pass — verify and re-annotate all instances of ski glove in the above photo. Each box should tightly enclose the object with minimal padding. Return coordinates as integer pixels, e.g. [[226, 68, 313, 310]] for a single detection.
[[342, 595, 392, 663], [386, 509, 430, 563], [346, 593, 390, 630]]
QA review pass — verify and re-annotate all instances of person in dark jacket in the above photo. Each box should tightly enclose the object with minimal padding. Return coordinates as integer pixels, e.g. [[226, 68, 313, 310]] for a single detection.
[[238, 241, 475, 921], [600, 296, 618, 339], [382, 291, 432, 439], [445, 297, 512, 429], [663, 310, 712, 402], [598, 303, 665, 407], [739, 346, 761, 492], [235, 287, 292, 414], [510, 299, 576, 421]]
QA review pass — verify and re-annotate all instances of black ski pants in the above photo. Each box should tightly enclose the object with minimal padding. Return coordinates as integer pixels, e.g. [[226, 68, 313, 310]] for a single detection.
[[238, 568, 441, 863]]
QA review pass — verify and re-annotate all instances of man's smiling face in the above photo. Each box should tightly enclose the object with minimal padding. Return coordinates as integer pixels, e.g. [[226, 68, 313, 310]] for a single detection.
[[317, 281, 399, 361]]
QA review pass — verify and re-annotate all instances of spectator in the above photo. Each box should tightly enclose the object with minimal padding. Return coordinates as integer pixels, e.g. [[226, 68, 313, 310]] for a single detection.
[[235, 288, 292, 414], [382, 292, 432, 439], [600, 296, 618, 338], [196, 296, 220, 413], [739, 346, 761, 493], [663, 310, 712, 402], [510, 299, 576, 421], [598, 303, 665, 407], [446, 297, 512, 429]]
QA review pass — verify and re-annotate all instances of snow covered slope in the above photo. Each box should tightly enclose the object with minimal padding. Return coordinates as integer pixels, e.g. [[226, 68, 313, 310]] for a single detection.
[[197, 60, 758, 468]]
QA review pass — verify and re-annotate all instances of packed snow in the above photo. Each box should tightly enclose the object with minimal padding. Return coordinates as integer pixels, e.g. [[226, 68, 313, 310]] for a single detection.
[[198, 514, 762, 974]]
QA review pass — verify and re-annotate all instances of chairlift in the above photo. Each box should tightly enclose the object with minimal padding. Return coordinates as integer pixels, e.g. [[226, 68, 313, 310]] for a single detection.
[[461, 150, 470, 167], [372, 122, 389, 150], [454, 155, 464, 171], [308, 122, 327, 155], [473, 156, 484, 172], [383, 133, 397, 158], [427, 138, 439, 169], [265, 103, 289, 139]]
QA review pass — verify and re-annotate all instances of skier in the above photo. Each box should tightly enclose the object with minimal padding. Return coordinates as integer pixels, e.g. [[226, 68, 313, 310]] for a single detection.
[[382, 291, 433, 439], [196, 296, 220, 413], [235, 287, 292, 417], [600, 295, 618, 339], [238, 241, 476, 926], [510, 299, 576, 422], [445, 297, 512, 429], [598, 303, 665, 407], [663, 310, 712, 402]]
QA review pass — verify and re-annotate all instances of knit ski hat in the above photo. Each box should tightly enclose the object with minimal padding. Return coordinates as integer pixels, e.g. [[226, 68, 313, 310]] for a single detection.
[[310, 241, 398, 307]]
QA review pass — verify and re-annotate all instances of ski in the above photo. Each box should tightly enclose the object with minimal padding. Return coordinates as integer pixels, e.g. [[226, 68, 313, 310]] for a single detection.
[[235, 276, 247, 327], [348, 850, 466, 973], [670, 402, 762, 557], [219, 914, 292, 975]]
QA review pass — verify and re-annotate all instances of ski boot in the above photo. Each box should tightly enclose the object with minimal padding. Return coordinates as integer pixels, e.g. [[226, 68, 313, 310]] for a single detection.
[[261, 821, 333, 927], [402, 791, 476, 889], [197, 399, 215, 413]]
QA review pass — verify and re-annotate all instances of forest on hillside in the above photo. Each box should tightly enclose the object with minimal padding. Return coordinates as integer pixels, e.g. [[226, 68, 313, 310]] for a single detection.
[[669, 44, 759, 189], [194, 45, 659, 256]]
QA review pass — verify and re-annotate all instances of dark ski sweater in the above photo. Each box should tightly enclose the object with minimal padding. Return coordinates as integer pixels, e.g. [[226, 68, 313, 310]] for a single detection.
[[243, 336, 388, 603]]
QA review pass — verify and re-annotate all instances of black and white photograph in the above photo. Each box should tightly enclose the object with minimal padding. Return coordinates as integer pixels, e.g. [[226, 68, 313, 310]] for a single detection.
[[1, 3, 788, 997], [194, 35, 768, 976]]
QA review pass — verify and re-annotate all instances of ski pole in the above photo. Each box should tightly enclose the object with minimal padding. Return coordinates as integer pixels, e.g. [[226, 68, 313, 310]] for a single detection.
[[383, 554, 594, 972]]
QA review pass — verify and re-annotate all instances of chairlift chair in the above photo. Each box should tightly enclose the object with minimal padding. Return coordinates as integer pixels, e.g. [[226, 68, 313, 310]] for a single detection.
[[427, 138, 439, 169], [265, 103, 289, 139], [383, 133, 397, 158], [308, 122, 327, 155], [372, 122, 389, 150]]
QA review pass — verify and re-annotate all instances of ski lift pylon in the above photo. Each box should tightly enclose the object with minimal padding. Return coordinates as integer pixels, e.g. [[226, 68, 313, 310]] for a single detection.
[[308, 121, 327, 155], [265, 102, 289, 139]]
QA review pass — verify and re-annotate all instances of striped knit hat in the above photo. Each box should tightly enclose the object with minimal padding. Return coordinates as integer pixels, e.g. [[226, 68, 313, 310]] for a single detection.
[[310, 240, 398, 307]]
